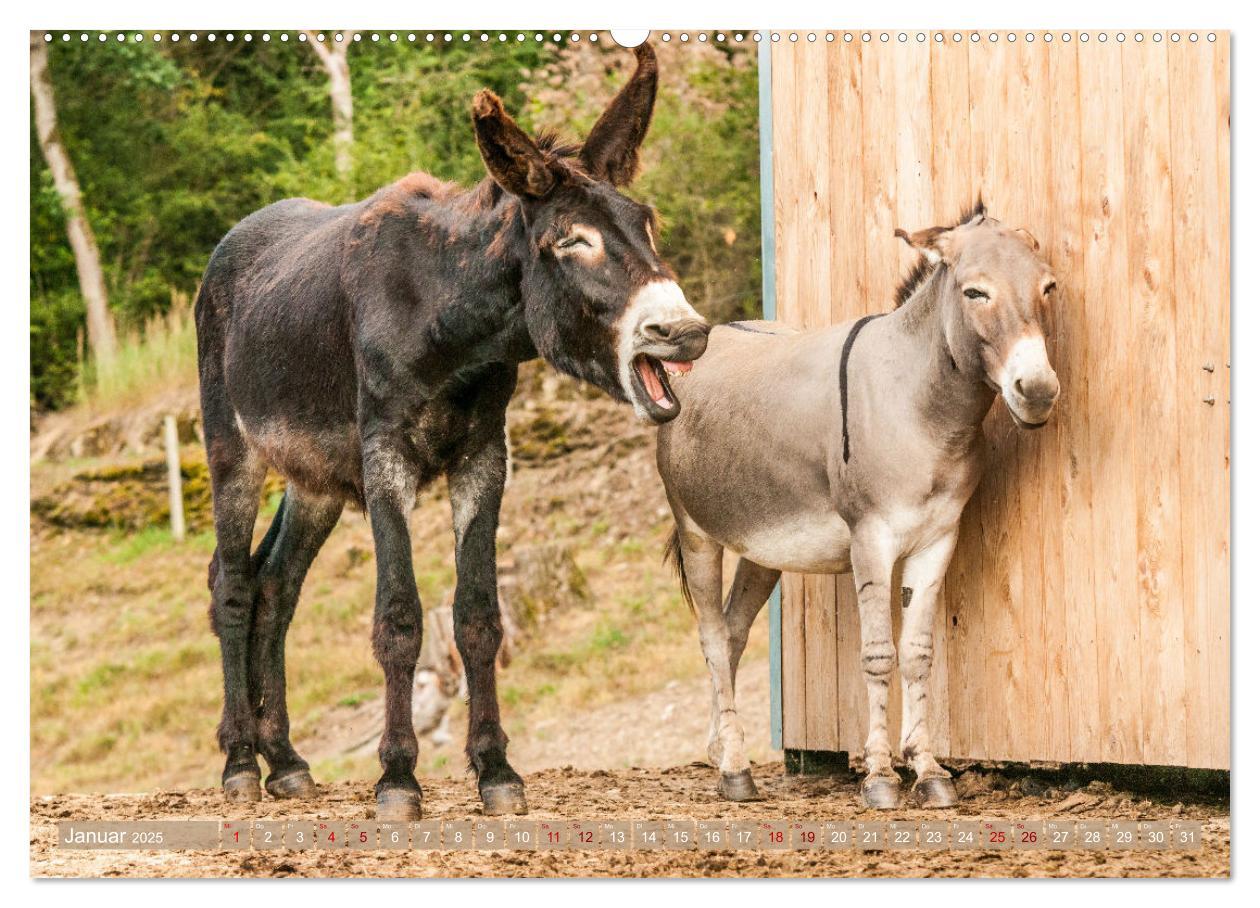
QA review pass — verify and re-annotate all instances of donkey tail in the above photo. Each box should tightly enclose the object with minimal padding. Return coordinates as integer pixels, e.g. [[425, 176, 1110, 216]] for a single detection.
[[206, 489, 288, 594], [664, 525, 695, 615]]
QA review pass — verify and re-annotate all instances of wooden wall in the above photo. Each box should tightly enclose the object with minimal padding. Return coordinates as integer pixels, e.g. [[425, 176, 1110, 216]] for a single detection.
[[769, 31, 1229, 769]]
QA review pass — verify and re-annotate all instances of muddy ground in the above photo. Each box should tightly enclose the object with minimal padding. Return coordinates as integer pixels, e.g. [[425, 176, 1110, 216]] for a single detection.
[[31, 763, 1228, 879]]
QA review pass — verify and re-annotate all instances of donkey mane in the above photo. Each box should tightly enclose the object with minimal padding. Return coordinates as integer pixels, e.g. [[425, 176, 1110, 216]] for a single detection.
[[892, 197, 987, 308]]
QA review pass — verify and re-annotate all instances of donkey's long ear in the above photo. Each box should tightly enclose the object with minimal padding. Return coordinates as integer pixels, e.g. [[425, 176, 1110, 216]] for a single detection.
[[894, 225, 956, 265], [1013, 227, 1041, 252], [472, 90, 555, 198], [580, 43, 659, 186]]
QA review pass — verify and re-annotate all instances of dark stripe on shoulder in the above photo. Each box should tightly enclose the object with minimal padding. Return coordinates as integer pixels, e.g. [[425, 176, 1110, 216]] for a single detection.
[[725, 321, 771, 334]]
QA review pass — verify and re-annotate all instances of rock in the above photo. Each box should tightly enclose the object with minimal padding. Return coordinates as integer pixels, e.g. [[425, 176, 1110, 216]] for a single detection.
[[1018, 776, 1050, 797], [1058, 791, 1101, 813], [501, 542, 591, 628], [956, 770, 996, 800]]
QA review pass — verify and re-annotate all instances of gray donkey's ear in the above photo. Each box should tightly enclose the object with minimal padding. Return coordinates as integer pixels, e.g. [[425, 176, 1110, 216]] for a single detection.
[[894, 225, 956, 264], [1014, 227, 1041, 253]]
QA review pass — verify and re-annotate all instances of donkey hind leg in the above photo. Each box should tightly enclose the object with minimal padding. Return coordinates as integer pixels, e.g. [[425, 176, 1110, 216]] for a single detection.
[[363, 436, 425, 821], [448, 431, 526, 815], [706, 558, 780, 792], [680, 528, 756, 802], [724, 558, 781, 687], [849, 528, 901, 809], [207, 438, 268, 802], [897, 532, 958, 808], [250, 489, 343, 799]]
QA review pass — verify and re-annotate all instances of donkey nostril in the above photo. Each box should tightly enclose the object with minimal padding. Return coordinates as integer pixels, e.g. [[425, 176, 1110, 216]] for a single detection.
[[1014, 378, 1026, 397], [641, 322, 671, 342]]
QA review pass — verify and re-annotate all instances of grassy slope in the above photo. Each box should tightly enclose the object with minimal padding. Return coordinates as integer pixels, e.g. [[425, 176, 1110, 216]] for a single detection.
[[30, 363, 769, 794]]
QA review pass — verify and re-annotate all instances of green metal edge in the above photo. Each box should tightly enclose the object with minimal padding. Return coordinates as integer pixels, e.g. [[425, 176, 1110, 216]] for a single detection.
[[757, 33, 783, 752]]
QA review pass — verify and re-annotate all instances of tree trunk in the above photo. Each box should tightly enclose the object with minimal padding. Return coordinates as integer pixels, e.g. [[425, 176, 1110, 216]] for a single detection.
[[305, 33, 354, 190], [29, 32, 117, 367]]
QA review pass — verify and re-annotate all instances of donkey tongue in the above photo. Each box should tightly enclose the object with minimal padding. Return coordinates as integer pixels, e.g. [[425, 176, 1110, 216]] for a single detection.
[[636, 358, 669, 405]]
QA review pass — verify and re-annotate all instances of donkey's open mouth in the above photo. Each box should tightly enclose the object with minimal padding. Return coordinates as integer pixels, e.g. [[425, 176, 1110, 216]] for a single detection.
[[632, 353, 693, 421]]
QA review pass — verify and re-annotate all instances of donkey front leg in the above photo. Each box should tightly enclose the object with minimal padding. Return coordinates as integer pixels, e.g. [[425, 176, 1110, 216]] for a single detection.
[[448, 433, 527, 815], [898, 532, 959, 808], [850, 529, 900, 809], [363, 436, 425, 821]]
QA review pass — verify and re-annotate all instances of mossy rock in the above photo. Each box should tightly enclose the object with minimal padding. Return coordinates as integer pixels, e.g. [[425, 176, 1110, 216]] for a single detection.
[[502, 542, 592, 629], [32, 456, 285, 533], [509, 408, 602, 464]]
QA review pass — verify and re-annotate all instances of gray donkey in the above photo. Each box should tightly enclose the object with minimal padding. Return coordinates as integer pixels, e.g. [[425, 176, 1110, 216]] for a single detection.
[[657, 202, 1060, 809]]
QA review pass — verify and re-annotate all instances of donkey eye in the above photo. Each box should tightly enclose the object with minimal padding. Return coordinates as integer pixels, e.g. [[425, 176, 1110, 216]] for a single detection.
[[963, 288, 989, 300], [556, 236, 589, 250]]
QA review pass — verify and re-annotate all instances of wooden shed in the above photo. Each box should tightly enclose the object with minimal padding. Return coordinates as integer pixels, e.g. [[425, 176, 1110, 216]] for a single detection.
[[757, 31, 1230, 771]]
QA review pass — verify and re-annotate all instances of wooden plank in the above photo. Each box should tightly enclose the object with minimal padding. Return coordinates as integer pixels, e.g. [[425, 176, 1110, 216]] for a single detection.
[[771, 41, 801, 328], [790, 39, 840, 754], [804, 574, 840, 752], [770, 42, 807, 752], [826, 36, 868, 758], [889, 37, 951, 757], [795, 36, 833, 336], [1021, 36, 1073, 766], [834, 576, 865, 756], [1209, 32, 1231, 769], [1167, 32, 1222, 770], [967, 36, 1028, 761], [1077, 33, 1142, 764], [780, 571, 808, 750], [857, 41, 905, 760], [1121, 36, 1188, 767], [931, 34, 984, 761], [860, 37, 901, 310], [1008, 37, 1056, 763], [1047, 34, 1102, 763], [828, 37, 867, 309]]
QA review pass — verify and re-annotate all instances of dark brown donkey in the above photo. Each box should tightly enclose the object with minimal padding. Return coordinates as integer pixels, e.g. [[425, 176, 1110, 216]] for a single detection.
[[196, 44, 708, 820]]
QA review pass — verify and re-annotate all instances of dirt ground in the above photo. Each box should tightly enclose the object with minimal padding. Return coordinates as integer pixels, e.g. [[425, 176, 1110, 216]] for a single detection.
[[30, 763, 1228, 879]]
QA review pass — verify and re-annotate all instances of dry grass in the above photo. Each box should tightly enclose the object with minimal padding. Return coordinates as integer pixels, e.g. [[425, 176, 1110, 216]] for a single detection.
[[77, 292, 199, 414]]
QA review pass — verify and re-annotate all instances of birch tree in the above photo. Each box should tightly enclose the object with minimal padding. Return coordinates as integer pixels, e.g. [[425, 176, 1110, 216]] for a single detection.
[[304, 32, 354, 189], [29, 32, 117, 367]]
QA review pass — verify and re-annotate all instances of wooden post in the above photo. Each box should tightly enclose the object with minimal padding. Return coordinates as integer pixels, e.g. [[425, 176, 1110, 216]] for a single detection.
[[163, 415, 185, 541]]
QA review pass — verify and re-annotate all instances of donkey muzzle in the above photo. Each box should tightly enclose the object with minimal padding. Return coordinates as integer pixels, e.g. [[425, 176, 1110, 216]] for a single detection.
[[1000, 336, 1059, 428], [638, 316, 711, 363], [1006, 372, 1059, 427]]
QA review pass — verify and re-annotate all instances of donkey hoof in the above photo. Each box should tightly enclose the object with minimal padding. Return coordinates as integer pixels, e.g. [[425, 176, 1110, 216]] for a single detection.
[[376, 788, 423, 822], [480, 782, 529, 816], [911, 776, 958, 809], [266, 769, 318, 800], [223, 771, 262, 803], [718, 770, 761, 802], [861, 776, 902, 810]]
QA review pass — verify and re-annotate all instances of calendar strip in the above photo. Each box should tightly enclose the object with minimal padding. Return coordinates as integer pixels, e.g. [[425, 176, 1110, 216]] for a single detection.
[[54, 819, 1203, 852]]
